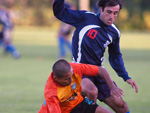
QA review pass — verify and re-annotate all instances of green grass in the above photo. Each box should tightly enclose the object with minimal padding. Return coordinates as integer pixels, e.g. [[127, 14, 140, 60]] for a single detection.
[[0, 27, 150, 113], [102, 49, 150, 112], [0, 45, 72, 113]]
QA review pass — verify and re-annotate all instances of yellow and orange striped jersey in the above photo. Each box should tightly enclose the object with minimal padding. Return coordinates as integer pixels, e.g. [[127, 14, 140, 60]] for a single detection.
[[38, 63, 98, 113]]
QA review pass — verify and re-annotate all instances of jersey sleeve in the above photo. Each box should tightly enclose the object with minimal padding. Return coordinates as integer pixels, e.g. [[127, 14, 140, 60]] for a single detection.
[[70, 63, 99, 78], [46, 96, 61, 113], [43, 74, 61, 113], [53, 0, 85, 27], [108, 38, 131, 81]]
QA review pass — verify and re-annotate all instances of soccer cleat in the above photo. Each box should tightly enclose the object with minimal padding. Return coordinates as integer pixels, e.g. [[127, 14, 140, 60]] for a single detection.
[[12, 50, 20, 59]]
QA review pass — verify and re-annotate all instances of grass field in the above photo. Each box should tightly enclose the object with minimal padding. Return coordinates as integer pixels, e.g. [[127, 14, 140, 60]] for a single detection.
[[0, 27, 150, 113]]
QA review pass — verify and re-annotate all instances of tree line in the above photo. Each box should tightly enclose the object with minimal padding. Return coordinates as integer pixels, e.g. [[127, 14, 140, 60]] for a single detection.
[[1, 0, 150, 30]]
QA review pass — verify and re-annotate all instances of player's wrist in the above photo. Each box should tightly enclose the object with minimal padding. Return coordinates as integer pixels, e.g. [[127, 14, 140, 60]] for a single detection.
[[109, 82, 116, 90]]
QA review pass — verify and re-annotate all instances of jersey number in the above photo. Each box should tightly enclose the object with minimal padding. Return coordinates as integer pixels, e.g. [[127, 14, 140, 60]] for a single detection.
[[87, 29, 97, 39]]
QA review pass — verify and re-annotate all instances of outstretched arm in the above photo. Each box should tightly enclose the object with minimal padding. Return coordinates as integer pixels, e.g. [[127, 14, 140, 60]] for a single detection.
[[53, 0, 85, 26], [108, 38, 131, 81], [74, 63, 124, 97]]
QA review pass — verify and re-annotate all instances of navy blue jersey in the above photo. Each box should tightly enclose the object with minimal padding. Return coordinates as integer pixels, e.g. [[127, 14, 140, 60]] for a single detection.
[[53, 0, 131, 81]]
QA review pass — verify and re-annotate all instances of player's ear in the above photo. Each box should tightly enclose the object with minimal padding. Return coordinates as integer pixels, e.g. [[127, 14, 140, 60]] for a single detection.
[[53, 75, 59, 81], [100, 7, 103, 12]]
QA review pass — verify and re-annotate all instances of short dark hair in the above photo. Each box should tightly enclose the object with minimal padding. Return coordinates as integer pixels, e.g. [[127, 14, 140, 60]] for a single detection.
[[52, 59, 71, 78], [97, 0, 123, 10]]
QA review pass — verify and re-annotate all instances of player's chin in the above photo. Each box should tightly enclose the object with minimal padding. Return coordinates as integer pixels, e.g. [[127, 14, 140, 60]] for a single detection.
[[66, 82, 71, 86], [107, 22, 113, 25], [61, 82, 71, 86]]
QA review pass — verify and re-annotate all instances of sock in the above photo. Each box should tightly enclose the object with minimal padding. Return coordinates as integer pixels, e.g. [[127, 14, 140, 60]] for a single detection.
[[5, 44, 16, 54], [5, 44, 20, 59]]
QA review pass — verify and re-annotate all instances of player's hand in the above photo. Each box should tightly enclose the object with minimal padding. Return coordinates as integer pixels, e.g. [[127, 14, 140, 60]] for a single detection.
[[110, 86, 124, 98], [126, 79, 138, 93]]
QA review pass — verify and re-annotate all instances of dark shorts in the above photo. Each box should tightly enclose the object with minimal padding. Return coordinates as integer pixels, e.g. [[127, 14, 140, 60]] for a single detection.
[[82, 76, 117, 101], [70, 98, 98, 113], [0, 32, 3, 39]]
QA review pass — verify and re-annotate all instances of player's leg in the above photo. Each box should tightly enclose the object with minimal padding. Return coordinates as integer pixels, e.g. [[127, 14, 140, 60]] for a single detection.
[[1, 30, 20, 58], [0, 32, 4, 47], [63, 27, 72, 54], [5, 44, 20, 59], [96, 78, 129, 113], [95, 106, 113, 113], [103, 96, 129, 113], [71, 98, 112, 113], [0, 39, 3, 47], [58, 36, 66, 57], [81, 77, 98, 102], [65, 38, 72, 53]]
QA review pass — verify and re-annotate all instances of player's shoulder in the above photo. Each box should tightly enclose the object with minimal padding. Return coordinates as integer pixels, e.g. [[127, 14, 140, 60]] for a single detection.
[[46, 73, 57, 88], [109, 24, 120, 38], [84, 11, 97, 18], [70, 62, 85, 72], [0, 9, 9, 22], [70, 62, 80, 69], [85, 11, 97, 15], [0, 9, 7, 16], [44, 74, 58, 98]]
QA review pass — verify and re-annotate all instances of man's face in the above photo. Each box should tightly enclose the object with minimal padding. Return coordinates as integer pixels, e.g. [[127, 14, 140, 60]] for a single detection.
[[100, 5, 120, 25], [54, 68, 73, 86]]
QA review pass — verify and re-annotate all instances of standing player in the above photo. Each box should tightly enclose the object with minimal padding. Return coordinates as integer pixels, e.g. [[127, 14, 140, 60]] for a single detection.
[[53, 0, 138, 113], [50, 0, 75, 58], [38, 59, 124, 113], [0, 8, 20, 59], [57, 22, 73, 58], [56, 2, 75, 58]]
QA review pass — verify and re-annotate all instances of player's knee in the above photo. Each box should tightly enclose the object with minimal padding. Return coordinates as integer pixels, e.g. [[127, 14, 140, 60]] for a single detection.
[[115, 99, 129, 112], [86, 87, 98, 101], [123, 102, 129, 111]]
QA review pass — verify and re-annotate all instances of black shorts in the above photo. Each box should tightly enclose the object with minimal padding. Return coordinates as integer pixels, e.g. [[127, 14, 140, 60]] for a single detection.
[[0, 32, 3, 39], [70, 98, 98, 113], [82, 76, 117, 101]]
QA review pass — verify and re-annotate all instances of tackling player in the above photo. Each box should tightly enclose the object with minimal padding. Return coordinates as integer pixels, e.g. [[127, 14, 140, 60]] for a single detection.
[[38, 59, 124, 113]]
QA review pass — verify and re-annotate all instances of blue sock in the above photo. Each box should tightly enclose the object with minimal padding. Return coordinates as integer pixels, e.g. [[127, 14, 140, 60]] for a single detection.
[[5, 44, 16, 54], [127, 111, 130, 113], [5, 44, 20, 59]]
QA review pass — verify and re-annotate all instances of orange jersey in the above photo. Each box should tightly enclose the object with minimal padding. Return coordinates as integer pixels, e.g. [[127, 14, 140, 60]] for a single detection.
[[38, 63, 98, 113]]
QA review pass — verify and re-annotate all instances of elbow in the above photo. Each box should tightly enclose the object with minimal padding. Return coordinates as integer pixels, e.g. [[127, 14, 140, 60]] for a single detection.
[[53, 2, 64, 19], [53, 8, 63, 20]]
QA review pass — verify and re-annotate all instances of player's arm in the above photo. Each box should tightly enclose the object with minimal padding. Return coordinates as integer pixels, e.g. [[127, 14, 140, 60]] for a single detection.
[[43, 78, 61, 113], [53, 0, 85, 26], [76, 63, 124, 97], [38, 97, 61, 113], [108, 38, 131, 81], [46, 96, 61, 113], [108, 38, 138, 93], [97, 66, 124, 97]]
